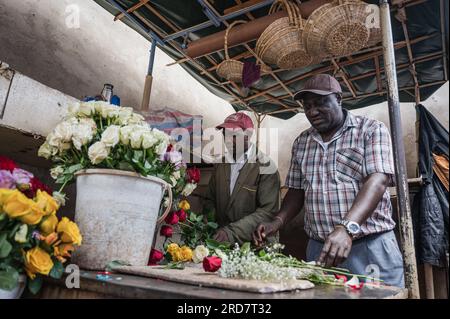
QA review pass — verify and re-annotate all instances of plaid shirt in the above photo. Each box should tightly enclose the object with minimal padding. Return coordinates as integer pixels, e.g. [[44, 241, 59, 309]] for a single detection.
[[286, 111, 396, 241]]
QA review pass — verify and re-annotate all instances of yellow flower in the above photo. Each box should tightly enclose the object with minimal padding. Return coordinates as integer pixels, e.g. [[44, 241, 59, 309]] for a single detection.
[[20, 205, 45, 225], [57, 217, 82, 245], [180, 246, 193, 262], [3, 191, 34, 218], [43, 232, 59, 246], [40, 214, 59, 235], [167, 243, 180, 255], [172, 250, 184, 262], [0, 188, 16, 206], [24, 247, 54, 280], [35, 190, 59, 216], [178, 200, 190, 211]]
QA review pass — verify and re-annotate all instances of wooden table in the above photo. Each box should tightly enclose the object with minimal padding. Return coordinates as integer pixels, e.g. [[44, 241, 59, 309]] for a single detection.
[[33, 270, 408, 299]]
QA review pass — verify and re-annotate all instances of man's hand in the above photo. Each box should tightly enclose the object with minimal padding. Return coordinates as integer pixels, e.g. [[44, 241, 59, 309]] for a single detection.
[[252, 219, 282, 247], [318, 226, 352, 267], [213, 228, 229, 243]]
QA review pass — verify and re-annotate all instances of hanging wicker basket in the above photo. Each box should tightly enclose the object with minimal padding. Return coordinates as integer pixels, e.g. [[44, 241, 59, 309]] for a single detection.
[[255, 0, 312, 70], [216, 20, 247, 82], [304, 0, 370, 58]]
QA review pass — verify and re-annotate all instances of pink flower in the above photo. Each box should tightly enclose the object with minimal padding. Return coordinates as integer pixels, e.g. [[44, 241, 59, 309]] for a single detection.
[[164, 212, 179, 225], [160, 225, 173, 238], [203, 256, 222, 272], [186, 167, 200, 184], [176, 209, 187, 222], [148, 249, 164, 265], [0, 170, 16, 189], [12, 168, 33, 185]]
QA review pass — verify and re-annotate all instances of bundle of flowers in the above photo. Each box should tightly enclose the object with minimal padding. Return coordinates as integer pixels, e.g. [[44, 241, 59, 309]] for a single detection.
[[148, 198, 221, 267], [0, 157, 82, 294], [216, 243, 377, 289], [38, 101, 198, 199]]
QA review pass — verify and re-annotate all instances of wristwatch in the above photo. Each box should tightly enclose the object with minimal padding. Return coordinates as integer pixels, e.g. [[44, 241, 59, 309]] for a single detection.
[[338, 219, 361, 238]]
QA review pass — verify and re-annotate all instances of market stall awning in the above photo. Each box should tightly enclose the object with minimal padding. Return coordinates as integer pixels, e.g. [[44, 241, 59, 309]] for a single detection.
[[93, 0, 448, 119]]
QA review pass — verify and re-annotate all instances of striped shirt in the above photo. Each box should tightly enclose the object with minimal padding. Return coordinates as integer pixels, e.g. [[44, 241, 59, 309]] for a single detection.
[[286, 110, 396, 241]]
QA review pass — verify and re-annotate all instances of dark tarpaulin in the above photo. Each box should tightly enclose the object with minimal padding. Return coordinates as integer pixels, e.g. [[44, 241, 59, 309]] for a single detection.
[[412, 104, 449, 267], [93, 0, 449, 119]]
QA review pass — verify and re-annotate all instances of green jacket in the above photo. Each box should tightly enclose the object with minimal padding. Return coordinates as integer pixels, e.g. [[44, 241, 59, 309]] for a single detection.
[[204, 156, 281, 245]]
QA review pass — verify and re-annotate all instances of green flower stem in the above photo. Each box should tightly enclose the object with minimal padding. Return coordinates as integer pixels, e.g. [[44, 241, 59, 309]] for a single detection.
[[58, 179, 69, 193]]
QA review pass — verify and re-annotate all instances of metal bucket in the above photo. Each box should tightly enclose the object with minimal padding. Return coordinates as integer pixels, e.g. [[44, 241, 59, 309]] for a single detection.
[[72, 169, 172, 270]]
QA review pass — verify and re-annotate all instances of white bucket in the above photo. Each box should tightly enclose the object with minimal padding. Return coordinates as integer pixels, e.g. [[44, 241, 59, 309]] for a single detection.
[[72, 169, 172, 270]]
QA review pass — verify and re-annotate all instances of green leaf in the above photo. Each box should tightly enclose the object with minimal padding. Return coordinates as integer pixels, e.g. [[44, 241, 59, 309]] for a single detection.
[[240, 242, 251, 254], [8, 222, 21, 239], [28, 276, 43, 295], [258, 249, 267, 257], [0, 233, 12, 258], [207, 222, 218, 229], [49, 261, 64, 279], [66, 163, 83, 174], [104, 260, 131, 272], [0, 267, 19, 291], [205, 238, 220, 250], [189, 212, 198, 222], [165, 262, 185, 270], [118, 161, 135, 171], [0, 213, 6, 221]]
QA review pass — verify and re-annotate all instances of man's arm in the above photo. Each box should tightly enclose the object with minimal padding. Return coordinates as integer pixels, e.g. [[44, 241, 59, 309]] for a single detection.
[[252, 188, 305, 246], [203, 166, 217, 217], [220, 171, 281, 244], [318, 172, 391, 267]]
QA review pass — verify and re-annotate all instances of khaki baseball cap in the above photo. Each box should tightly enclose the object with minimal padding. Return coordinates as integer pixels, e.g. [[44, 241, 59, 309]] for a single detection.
[[294, 74, 342, 100]]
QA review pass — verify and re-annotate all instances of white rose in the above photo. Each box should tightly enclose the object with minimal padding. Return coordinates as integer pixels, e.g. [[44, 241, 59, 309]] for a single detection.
[[101, 125, 120, 148], [38, 142, 53, 159], [119, 125, 133, 145], [152, 128, 170, 143], [78, 118, 97, 131], [172, 170, 181, 180], [92, 101, 109, 114], [50, 165, 64, 180], [54, 121, 73, 142], [72, 124, 94, 150], [141, 131, 158, 149], [88, 141, 109, 164], [118, 107, 133, 124], [58, 142, 72, 153], [155, 141, 168, 155], [101, 105, 119, 119], [68, 102, 81, 115], [129, 128, 147, 149], [127, 113, 145, 125], [192, 245, 210, 263], [181, 182, 197, 197], [79, 102, 95, 116], [52, 191, 66, 206], [170, 176, 177, 187]]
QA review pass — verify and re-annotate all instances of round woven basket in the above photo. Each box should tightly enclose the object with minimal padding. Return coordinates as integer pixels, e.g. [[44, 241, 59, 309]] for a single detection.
[[255, 0, 312, 69], [304, 0, 370, 57], [216, 20, 247, 82]]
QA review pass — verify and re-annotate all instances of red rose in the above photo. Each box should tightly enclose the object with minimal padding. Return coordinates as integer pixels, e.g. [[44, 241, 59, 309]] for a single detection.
[[176, 209, 187, 222], [0, 156, 17, 172], [148, 249, 164, 265], [164, 212, 179, 225], [186, 167, 200, 184], [25, 177, 52, 198], [160, 225, 173, 237], [166, 144, 173, 152], [203, 256, 222, 272]]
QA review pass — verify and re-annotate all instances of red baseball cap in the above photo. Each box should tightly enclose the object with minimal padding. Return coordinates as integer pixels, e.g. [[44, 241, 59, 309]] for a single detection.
[[216, 112, 254, 131], [294, 74, 342, 100]]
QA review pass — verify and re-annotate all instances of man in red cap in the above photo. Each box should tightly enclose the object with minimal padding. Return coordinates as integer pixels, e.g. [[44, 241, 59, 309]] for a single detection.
[[253, 74, 405, 287], [204, 112, 281, 245]]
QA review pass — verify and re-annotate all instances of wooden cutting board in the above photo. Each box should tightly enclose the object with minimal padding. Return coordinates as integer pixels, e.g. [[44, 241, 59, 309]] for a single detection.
[[112, 265, 315, 294]]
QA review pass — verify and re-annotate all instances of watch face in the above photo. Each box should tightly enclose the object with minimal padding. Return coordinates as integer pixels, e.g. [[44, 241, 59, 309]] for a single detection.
[[348, 222, 360, 234]]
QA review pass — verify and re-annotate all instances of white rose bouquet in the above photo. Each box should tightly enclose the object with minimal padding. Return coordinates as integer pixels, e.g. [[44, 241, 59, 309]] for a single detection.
[[38, 101, 196, 198]]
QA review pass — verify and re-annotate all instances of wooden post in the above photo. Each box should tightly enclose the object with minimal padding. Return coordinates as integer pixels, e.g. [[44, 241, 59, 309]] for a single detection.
[[380, 0, 420, 299], [141, 40, 157, 112]]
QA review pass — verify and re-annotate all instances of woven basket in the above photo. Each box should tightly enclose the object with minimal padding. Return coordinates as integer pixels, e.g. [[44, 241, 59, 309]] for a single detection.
[[216, 20, 247, 82], [255, 0, 312, 69], [304, 0, 370, 57]]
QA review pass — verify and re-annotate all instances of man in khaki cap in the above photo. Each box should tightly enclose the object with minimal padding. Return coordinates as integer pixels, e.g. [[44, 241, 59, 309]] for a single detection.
[[253, 74, 405, 287], [204, 112, 280, 245]]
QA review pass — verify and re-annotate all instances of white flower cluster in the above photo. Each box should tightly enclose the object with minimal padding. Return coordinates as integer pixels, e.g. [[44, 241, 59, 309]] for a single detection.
[[38, 101, 172, 167], [218, 247, 314, 283]]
